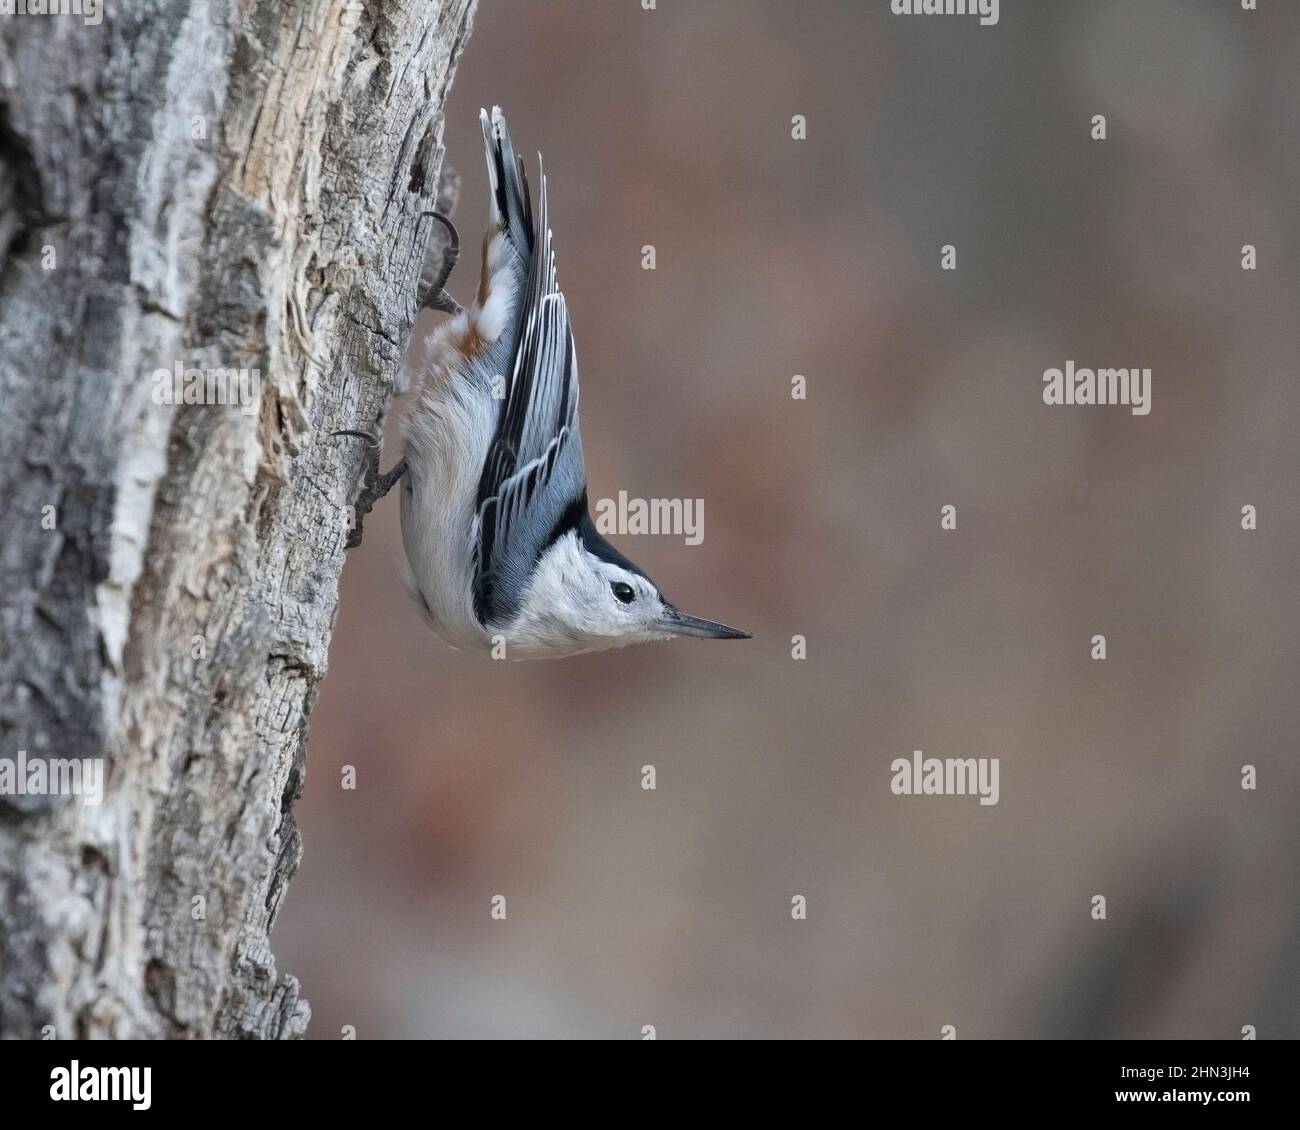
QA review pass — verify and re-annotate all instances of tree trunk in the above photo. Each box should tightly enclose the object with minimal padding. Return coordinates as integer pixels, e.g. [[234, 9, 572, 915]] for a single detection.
[[0, 0, 475, 1039]]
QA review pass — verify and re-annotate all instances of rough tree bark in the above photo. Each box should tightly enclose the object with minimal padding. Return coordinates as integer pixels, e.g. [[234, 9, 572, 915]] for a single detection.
[[0, 0, 475, 1039]]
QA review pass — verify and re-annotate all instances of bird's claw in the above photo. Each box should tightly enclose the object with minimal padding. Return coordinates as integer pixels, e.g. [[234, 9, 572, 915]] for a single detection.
[[332, 430, 407, 549], [417, 210, 463, 315]]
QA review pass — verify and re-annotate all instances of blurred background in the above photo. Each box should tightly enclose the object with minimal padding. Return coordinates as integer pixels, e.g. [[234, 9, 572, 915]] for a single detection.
[[274, 0, 1300, 1038]]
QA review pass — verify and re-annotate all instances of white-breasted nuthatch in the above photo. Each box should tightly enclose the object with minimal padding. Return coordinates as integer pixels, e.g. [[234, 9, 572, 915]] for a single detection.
[[339, 108, 749, 658]]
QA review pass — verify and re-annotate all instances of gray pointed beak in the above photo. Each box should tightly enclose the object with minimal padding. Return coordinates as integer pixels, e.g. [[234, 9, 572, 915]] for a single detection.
[[659, 606, 752, 640]]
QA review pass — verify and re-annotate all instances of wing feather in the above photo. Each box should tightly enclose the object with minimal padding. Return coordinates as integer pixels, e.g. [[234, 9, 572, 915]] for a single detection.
[[471, 115, 585, 627]]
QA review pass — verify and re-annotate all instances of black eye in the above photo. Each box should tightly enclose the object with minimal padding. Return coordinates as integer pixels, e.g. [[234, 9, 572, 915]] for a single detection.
[[611, 581, 636, 604]]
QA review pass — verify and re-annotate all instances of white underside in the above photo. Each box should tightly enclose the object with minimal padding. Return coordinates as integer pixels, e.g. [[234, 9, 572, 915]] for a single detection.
[[400, 367, 496, 654], [399, 229, 518, 654]]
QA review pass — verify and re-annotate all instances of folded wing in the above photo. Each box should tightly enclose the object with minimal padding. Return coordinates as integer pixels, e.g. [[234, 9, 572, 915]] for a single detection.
[[472, 109, 586, 628]]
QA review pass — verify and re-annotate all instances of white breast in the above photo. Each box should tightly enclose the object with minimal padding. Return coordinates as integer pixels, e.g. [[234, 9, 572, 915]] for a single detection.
[[399, 225, 522, 654], [399, 370, 497, 654]]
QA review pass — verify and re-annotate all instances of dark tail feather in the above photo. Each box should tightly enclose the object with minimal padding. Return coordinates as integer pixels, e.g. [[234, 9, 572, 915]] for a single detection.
[[480, 106, 534, 257]]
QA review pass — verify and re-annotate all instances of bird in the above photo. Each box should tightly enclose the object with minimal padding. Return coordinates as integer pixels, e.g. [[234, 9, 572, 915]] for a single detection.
[[339, 107, 750, 659]]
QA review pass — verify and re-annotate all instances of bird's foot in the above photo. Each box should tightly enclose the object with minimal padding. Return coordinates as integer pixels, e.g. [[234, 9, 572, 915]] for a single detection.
[[416, 210, 462, 315], [332, 430, 407, 549]]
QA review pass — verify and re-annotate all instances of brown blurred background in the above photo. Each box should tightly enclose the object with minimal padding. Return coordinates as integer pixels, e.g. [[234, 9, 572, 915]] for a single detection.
[[274, 0, 1300, 1038]]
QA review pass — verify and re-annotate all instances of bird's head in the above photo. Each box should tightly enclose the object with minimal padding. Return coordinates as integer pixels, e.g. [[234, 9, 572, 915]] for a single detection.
[[503, 516, 750, 658]]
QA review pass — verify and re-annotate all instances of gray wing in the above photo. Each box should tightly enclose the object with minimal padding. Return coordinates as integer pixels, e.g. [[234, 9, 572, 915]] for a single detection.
[[472, 113, 586, 628]]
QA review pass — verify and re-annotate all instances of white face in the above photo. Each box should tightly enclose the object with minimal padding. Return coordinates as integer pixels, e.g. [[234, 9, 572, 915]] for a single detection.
[[505, 534, 673, 657]]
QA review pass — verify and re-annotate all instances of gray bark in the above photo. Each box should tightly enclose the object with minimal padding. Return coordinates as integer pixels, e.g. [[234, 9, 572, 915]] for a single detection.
[[0, 0, 474, 1039]]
